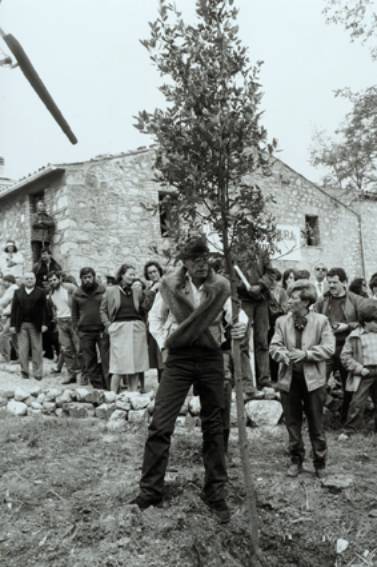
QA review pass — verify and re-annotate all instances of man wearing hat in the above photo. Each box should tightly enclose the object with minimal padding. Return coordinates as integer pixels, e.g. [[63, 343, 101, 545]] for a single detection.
[[1, 240, 24, 279], [132, 235, 248, 523]]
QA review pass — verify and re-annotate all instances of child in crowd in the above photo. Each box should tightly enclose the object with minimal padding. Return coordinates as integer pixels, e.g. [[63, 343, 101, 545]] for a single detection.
[[341, 300, 377, 433]]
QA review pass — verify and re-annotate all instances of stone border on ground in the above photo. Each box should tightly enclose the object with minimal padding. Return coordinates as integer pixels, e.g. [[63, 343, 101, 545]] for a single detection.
[[0, 386, 283, 429]]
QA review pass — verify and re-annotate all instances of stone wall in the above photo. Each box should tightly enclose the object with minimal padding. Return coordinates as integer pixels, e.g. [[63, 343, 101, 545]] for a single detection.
[[354, 197, 377, 281], [59, 150, 164, 278], [254, 160, 363, 279], [0, 150, 370, 282]]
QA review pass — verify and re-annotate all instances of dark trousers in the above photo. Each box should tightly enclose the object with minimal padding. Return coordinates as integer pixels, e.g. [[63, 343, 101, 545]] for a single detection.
[[327, 354, 352, 422], [140, 347, 227, 503], [57, 318, 80, 379], [31, 240, 50, 264], [346, 368, 377, 432], [241, 300, 270, 388], [79, 330, 110, 389], [281, 371, 327, 469]]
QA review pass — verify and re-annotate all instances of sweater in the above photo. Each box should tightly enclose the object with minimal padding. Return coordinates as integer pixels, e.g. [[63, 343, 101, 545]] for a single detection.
[[72, 284, 106, 331]]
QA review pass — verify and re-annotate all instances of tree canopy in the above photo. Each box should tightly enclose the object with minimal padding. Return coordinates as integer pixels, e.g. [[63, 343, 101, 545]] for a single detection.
[[135, 0, 276, 261]]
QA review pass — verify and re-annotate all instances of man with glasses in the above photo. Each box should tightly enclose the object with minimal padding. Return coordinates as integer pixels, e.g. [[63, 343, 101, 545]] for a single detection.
[[132, 236, 247, 523], [313, 263, 328, 299]]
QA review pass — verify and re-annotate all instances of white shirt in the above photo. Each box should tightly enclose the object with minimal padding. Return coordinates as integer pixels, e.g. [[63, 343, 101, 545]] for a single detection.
[[50, 286, 71, 318], [25, 287, 35, 295], [0, 252, 24, 278], [149, 277, 248, 351]]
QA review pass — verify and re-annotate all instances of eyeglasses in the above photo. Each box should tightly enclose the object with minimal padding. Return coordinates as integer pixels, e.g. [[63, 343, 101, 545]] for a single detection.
[[315, 267, 327, 272], [190, 254, 210, 265]]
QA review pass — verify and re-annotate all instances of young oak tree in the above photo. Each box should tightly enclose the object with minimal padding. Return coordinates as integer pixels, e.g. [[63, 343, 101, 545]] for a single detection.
[[135, 1, 276, 560]]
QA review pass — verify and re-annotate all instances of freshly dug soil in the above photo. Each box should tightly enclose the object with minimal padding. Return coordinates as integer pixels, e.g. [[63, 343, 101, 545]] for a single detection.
[[1, 412, 377, 567]]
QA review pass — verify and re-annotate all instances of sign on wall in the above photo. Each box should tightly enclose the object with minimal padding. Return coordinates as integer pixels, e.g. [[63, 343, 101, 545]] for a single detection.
[[273, 224, 302, 261]]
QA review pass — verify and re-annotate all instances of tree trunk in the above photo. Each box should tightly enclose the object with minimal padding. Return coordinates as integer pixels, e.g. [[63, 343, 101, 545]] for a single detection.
[[223, 244, 264, 565]]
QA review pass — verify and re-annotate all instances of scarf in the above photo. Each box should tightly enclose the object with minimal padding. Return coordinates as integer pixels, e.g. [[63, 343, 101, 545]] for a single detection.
[[160, 266, 231, 350]]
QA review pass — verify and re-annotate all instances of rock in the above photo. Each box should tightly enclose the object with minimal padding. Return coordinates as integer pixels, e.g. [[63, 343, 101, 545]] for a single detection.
[[188, 396, 201, 416], [95, 403, 116, 420], [245, 400, 283, 427], [62, 402, 95, 418], [104, 391, 117, 404], [115, 397, 132, 411], [14, 387, 29, 402], [24, 396, 34, 406], [44, 388, 62, 402], [263, 387, 277, 400], [31, 401, 43, 411], [76, 388, 104, 405], [28, 385, 42, 397], [175, 416, 186, 428], [107, 409, 127, 432], [42, 402, 57, 415], [55, 408, 65, 418], [338, 433, 349, 441], [28, 408, 42, 416], [321, 474, 354, 492], [0, 396, 8, 407], [0, 390, 14, 399], [147, 400, 155, 415], [128, 409, 148, 423], [179, 397, 189, 416], [336, 539, 349, 554], [129, 394, 150, 411], [368, 509, 377, 518], [7, 399, 27, 416], [37, 393, 47, 404], [55, 389, 74, 407]]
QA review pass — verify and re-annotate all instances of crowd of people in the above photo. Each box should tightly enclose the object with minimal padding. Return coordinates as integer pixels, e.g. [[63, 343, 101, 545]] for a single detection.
[[0, 228, 376, 523]]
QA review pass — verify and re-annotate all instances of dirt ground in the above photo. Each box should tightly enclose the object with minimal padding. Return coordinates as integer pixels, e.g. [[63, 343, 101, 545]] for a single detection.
[[1, 373, 377, 566]]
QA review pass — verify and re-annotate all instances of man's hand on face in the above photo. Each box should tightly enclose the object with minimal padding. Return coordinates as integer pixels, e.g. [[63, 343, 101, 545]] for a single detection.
[[231, 321, 247, 340], [288, 348, 306, 363]]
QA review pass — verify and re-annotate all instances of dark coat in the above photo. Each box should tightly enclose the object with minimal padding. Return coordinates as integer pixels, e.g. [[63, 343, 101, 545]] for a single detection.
[[314, 291, 365, 329], [72, 284, 106, 331], [10, 286, 48, 332], [237, 248, 276, 304], [32, 258, 62, 288], [31, 212, 55, 243]]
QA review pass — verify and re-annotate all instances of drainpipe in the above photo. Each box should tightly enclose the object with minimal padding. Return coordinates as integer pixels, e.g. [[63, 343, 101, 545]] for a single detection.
[[357, 212, 367, 279]]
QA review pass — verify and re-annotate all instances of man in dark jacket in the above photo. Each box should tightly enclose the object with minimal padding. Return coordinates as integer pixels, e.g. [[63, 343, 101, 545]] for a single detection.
[[237, 246, 276, 391], [33, 248, 62, 289], [314, 267, 366, 422], [10, 271, 48, 380], [72, 267, 109, 389], [31, 201, 56, 262]]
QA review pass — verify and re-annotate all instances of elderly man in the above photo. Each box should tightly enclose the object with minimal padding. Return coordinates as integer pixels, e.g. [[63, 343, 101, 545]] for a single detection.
[[132, 236, 247, 523], [10, 272, 48, 380], [314, 267, 365, 422], [270, 280, 335, 478]]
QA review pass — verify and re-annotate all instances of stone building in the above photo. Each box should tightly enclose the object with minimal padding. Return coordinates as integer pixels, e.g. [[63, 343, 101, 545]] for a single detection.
[[0, 147, 375, 280]]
